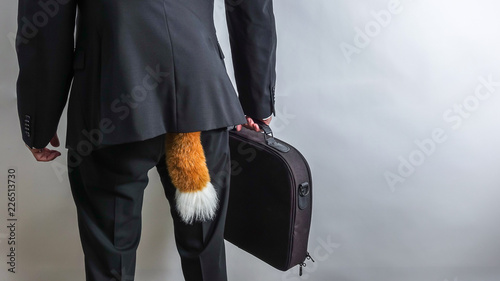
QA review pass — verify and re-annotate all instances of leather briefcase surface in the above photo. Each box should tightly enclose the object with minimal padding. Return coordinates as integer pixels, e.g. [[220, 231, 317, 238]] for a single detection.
[[224, 121, 314, 275]]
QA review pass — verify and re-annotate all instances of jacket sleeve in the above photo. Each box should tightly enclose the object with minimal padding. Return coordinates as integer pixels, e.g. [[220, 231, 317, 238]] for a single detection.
[[15, 0, 77, 149], [225, 0, 277, 120]]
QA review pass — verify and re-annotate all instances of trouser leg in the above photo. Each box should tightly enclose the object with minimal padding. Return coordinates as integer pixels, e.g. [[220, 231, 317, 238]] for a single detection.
[[67, 134, 165, 281], [155, 127, 231, 281]]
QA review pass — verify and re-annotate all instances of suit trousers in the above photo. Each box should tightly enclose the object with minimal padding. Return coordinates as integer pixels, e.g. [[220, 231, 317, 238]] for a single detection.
[[67, 127, 232, 281]]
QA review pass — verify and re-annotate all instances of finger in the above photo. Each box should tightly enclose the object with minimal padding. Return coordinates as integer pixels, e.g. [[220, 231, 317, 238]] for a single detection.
[[34, 150, 50, 162], [48, 151, 62, 161], [235, 124, 241, 131], [50, 133, 60, 147], [243, 124, 254, 131], [37, 151, 61, 162], [34, 149, 61, 162], [244, 123, 259, 132], [248, 119, 261, 132]]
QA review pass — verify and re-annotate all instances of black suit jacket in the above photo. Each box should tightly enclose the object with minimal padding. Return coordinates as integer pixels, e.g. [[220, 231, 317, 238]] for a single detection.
[[16, 0, 276, 150]]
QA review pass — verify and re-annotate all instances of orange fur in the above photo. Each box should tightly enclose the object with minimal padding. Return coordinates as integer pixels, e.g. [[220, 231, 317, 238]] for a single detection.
[[165, 132, 211, 193]]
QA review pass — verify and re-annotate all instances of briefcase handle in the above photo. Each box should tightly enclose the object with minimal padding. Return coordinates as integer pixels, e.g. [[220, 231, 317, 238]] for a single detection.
[[253, 119, 290, 153]]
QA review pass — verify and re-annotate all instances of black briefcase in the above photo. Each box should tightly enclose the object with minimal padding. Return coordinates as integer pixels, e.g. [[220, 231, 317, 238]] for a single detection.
[[224, 121, 314, 276]]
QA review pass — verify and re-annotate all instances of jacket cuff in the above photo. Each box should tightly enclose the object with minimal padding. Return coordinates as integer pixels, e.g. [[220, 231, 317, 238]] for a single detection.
[[262, 114, 273, 120]]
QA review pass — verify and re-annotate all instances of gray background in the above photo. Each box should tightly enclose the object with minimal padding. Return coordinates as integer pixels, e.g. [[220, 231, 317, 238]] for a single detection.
[[2, 0, 500, 280]]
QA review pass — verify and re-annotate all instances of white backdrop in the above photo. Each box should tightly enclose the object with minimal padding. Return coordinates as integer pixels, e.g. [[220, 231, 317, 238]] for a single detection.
[[2, 0, 500, 280]]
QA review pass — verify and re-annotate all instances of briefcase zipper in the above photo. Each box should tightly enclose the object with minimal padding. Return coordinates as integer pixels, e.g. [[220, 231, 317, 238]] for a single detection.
[[299, 251, 315, 276]]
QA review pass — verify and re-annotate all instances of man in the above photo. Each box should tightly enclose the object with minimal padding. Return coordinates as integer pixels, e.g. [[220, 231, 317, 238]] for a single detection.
[[15, 0, 277, 280]]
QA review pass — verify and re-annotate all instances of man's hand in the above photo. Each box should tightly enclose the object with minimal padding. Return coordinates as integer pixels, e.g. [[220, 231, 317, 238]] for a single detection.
[[236, 116, 272, 132], [25, 133, 62, 162]]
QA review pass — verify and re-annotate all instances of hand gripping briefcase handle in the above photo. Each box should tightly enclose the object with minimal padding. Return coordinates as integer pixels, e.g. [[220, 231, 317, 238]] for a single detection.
[[252, 119, 290, 153]]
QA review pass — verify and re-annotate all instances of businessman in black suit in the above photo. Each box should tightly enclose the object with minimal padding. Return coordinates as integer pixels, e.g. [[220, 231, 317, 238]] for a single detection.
[[15, 0, 277, 280]]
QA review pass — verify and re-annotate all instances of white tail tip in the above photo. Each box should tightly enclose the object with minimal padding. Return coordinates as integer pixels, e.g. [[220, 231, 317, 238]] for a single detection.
[[175, 182, 219, 224]]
